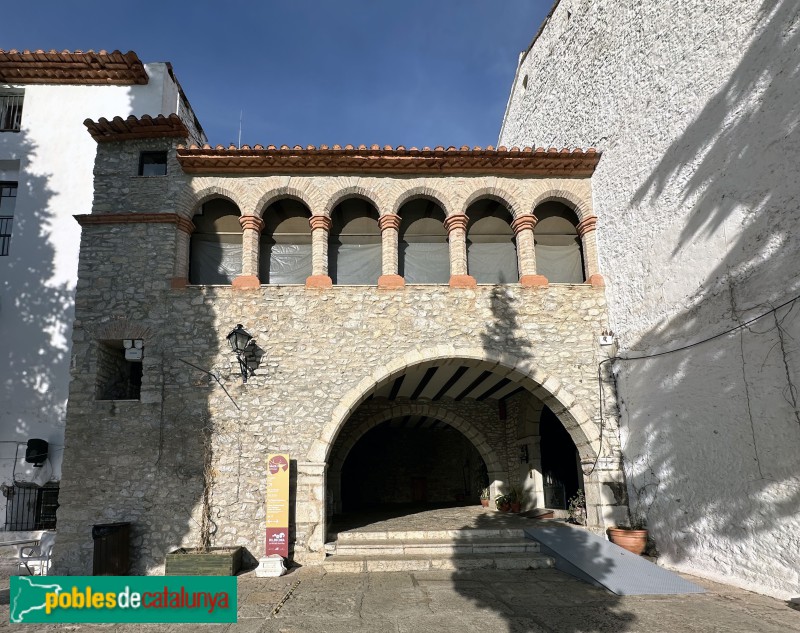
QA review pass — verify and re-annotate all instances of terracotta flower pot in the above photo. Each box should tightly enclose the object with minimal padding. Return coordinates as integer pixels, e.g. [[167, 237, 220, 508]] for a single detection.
[[607, 527, 648, 555], [480, 498, 489, 507], [510, 502, 521, 513]]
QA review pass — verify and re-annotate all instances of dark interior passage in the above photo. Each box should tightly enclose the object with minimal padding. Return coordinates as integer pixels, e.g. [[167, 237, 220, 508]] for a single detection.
[[540, 406, 582, 509], [340, 420, 486, 513]]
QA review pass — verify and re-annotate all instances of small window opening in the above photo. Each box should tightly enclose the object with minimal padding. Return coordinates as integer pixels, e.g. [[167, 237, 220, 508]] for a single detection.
[[0, 91, 24, 132], [96, 341, 142, 400], [4, 482, 59, 530], [138, 151, 168, 176], [522, 75, 529, 91], [0, 181, 17, 256]]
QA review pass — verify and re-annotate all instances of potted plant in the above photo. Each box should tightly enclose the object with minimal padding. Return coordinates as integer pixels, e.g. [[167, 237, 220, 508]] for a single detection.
[[479, 487, 490, 507], [495, 493, 510, 512], [506, 485, 523, 513], [567, 489, 586, 525], [607, 517, 648, 555]]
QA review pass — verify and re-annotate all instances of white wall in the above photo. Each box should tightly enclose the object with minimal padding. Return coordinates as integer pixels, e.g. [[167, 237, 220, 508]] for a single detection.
[[500, 0, 800, 598], [0, 62, 199, 526]]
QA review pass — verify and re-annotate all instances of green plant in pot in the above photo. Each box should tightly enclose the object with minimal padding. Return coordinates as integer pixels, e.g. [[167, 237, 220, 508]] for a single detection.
[[479, 487, 490, 507], [567, 489, 586, 525], [506, 485, 524, 513], [495, 493, 510, 512]]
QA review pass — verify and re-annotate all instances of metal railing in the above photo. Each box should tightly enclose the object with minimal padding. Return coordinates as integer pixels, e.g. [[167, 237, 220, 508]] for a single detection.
[[0, 93, 24, 132], [3, 484, 59, 531]]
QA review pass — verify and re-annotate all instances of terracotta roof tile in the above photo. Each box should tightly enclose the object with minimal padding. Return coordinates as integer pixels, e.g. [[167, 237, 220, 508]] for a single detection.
[[85, 114, 189, 142], [175, 145, 600, 176], [0, 49, 148, 85]]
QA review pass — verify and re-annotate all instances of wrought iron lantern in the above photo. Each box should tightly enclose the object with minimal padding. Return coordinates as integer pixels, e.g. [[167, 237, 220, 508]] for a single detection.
[[226, 324, 253, 382]]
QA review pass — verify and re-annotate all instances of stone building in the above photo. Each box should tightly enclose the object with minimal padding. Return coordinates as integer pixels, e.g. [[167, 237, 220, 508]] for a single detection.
[[52, 119, 628, 574], [0, 50, 205, 530], [499, 0, 799, 599]]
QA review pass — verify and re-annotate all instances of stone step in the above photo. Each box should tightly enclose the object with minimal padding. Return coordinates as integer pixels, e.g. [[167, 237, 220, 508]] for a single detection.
[[331, 528, 528, 543], [323, 552, 555, 573], [329, 537, 541, 557]]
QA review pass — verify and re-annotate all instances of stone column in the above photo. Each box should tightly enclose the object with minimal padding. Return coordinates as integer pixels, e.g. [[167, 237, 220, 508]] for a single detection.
[[581, 455, 627, 534], [233, 215, 264, 289], [306, 215, 333, 288], [292, 461, 327, 565], [377, 213, 404, 289], [443, 214, 476, 288], [577, 215, 604, 287], [171, 217, 195, 289], [512, 214, 548, 287]]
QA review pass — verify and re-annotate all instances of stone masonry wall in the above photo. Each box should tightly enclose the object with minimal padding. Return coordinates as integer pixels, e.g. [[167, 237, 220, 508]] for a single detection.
[[54, 233, 618, 573], [499, 0, 800, 598]]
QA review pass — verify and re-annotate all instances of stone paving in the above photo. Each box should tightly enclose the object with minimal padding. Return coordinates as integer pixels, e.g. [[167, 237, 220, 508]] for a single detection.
[[1, 561, 798, 632]]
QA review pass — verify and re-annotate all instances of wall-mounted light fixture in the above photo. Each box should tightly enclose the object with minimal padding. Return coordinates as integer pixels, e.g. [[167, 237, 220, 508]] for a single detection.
[[226, 324, 254, 382]]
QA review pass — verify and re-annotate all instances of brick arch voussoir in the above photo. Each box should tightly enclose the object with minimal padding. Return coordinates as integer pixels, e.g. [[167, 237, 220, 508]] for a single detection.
[[391, 184, 455, 217], [315, 347, 598, 466], [328, 403, 504, 476], [530, 183, 593, 221], [254, 185, 321, 219], [461, 186, 521, 218], [322, 185, 383, 216], [177, 181, 248, 218]]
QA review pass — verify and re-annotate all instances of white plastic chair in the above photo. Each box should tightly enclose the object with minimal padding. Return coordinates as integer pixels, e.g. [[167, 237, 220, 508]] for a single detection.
[[18, 531, 56, 575]]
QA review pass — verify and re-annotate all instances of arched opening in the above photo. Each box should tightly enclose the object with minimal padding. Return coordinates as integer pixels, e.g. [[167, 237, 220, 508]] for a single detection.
[[340, 418, 486, 514], [540, 405, 582, 509], [465, 198, 517, 283], [328, 198, 381, 285], [324, 357, 587, 532], [533, 201, 585, 283], [397, 198, 449, 283], [259, 198, 312, 284], [188, 198, 242, 284]]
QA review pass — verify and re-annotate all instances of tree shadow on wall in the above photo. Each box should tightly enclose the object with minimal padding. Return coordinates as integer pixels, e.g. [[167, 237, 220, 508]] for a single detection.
[[0, 129, 69, 512], [480, 284, 533, 364], [620, 0, 800, 586]]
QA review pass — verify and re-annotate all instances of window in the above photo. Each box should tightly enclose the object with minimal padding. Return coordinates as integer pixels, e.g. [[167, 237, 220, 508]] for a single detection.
[[328, 199, 381, 285], [0, 181, 17, 256], [3, 483, 59, 530], [138, 151, 167, 176], [533, 202, 585, 283], [95, 341, 142, 400], [0, 91, 23, 132], [189, 199, 243, 284], [259, 199, 312, 284], [398, 199, 449, 284], [466, 199, 517, 284]]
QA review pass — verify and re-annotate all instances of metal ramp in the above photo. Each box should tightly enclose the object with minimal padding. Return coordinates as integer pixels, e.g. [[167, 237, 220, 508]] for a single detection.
[[525, 523, 706, 596]]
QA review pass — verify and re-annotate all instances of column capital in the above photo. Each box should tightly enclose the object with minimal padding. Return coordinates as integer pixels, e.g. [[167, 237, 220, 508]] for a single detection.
[[239, 215, 264, 233], [378, 214, 401, 232], [443, 214, 468, 234], [576, 215, 598, 237], [309, 215, 332, 232], [511, 214, 538, 235]]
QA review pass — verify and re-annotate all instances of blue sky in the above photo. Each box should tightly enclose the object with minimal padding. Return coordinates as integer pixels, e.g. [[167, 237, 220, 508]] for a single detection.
[[6, 1, 551, 146]]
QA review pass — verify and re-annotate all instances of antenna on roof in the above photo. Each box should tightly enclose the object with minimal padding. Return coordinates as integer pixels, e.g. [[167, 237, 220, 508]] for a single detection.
[[238, 109, 243, 149]]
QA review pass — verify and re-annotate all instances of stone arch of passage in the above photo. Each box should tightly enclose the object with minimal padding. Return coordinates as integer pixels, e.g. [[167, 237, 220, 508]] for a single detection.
[[312, 346, 600, 467], [329, 403, 505, 480]]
